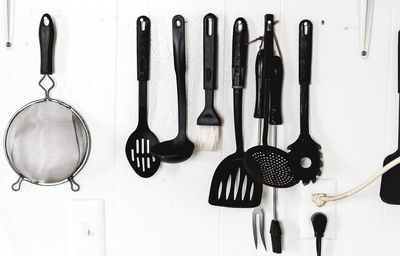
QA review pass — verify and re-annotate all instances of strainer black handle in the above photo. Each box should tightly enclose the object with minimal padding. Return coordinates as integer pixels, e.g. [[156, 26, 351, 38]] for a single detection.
[[262, 14, 274, 145], [269, 56, 283, 125], [254, 50, 264, 118], [137, 16, 150, 82], [39, 14, 54, 75]]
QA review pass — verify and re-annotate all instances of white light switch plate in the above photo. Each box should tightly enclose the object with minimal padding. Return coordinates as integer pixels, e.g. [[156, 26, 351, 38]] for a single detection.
[[68, 199, 106, 256], [299, 179, 336, 240]]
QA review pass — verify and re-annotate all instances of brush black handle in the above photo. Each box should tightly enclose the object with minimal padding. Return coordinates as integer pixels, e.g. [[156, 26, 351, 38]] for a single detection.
[[262, 14, 274, 145], [270, 56, 283, 125], [254, 50, 264, 118], [203, 13, 217, 90], [299, 20, 313, 135], [197, 13, 221, 126], [137, 16, 150, 82], [39, 14, 55, 75], [172, 15, 187, 137], [232, 18, 248, 152]]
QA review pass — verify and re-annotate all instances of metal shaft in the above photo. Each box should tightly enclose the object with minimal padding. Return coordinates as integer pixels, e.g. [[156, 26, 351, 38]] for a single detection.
[[271, 125, 278, 219]]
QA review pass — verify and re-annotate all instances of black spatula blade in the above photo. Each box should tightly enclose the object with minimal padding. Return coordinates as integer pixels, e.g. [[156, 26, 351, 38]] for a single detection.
[[209, 153, 262, 208], [380, 151, 400, 204]]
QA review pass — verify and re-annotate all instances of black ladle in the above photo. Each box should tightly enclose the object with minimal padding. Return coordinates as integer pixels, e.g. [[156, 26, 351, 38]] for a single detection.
[[151, 15, 194, 163]]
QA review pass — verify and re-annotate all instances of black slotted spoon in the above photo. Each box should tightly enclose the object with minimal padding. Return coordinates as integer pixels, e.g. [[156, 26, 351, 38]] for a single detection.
[[208, 18, 262, 208], [380, 31, 400, 204], [244, 14, 298, 189], [125, 16, 161, 178], [287, 20, 322, 185]]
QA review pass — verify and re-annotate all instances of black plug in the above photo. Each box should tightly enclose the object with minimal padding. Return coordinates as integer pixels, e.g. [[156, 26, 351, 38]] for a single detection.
[[311, 212, 327, 256]]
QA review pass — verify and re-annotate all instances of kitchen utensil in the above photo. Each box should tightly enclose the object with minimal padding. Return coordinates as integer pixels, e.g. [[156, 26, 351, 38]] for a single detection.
[[270, 55, 283, 254], [380, 31, 400, 204], [2, 0, 14, 48], [196, 13, 221, 151], [125, 16, 160, 178], [151, 15, 194, 163], [312, 157, 400, 207], [243, 14, 298, 189], [208, 18, 262, 208], [252, 49, 267, 251], [287, 20, 322, 185], [311, 212, 327, 256], [359, 0, 374, 58], [4, 14, 90, 191]]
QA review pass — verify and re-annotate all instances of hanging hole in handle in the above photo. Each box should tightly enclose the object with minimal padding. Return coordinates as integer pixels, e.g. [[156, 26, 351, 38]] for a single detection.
[[140, 18, 146, 31], [303, 21, 309, 35], [236, 20, 243, 32], [176, 19, 182, 27], [207, 17, 213, 36], [43, 16, 50, 26], [267, 20, 272, 31]]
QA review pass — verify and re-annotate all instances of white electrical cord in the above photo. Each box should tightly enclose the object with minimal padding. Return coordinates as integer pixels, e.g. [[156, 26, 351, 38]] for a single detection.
[[312, 156, 400, 207]]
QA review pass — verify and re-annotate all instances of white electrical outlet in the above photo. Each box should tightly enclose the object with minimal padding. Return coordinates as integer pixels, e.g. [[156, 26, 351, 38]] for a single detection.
[[299, 179, 336, 240], [68, 199, 106, 256]]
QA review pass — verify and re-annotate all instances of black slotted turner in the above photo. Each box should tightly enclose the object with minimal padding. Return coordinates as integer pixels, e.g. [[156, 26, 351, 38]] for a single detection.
[[244, 14, 298, 189], [380, 31, 400, 204], [208, 18, 262, 208], [125, 16, 161, 178], [287, 20, 322, 185]]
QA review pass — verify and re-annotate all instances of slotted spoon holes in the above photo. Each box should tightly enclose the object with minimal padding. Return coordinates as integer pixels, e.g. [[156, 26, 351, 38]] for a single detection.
[[125, 135, 160, 177], [251, 150, 296, 188]]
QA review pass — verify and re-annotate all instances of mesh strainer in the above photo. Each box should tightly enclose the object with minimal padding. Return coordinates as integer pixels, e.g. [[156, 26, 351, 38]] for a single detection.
[[4, 14, 90, 191]]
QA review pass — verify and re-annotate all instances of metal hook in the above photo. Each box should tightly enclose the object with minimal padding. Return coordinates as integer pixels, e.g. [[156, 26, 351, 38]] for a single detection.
[[69, 178, 80, 192], [38, 74, 55, 99], [11, 176, 23, 191]]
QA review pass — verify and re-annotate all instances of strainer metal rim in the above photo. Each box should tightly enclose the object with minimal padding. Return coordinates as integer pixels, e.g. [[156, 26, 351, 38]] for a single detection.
[[3, 97, 91, 187]]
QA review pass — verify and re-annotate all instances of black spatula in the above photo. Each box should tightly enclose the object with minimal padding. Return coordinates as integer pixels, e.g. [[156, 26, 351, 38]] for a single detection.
[[125, 16, 161, 178], [208, 18, 262, 208], [380, 31, 400, 204]]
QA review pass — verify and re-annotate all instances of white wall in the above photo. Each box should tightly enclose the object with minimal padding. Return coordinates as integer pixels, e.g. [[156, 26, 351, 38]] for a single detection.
[[0, 0, 399, 255]]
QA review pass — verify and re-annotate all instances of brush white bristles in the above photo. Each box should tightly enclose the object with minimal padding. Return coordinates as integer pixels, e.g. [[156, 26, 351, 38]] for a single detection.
[[196, 125, 220, 151]]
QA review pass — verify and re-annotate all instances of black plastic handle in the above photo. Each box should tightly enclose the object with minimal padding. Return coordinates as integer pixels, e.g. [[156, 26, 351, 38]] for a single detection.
[[269, 56, 283, 125], [203, 13, 217, 90], [398, 31, 400, 93], [299, 20, 313, 85], [232, 18, 248, 152], [254, 50, 264, 118], [232, 18, 248, 89], [172, 15, 187, 136], [262, 14, 274, 145], [137, 16, 150, 81], [263, 14, 274, 80], [39, 14, 55, 75]]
